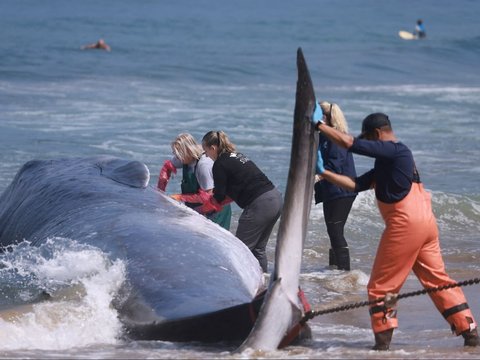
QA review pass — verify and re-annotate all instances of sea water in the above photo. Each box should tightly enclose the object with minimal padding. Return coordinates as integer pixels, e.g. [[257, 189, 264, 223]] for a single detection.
[[0, 0, 479, 358]]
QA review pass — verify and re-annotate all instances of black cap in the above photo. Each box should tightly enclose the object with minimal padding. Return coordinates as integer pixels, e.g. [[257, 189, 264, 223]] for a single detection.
[[358, 113, 391, 139]]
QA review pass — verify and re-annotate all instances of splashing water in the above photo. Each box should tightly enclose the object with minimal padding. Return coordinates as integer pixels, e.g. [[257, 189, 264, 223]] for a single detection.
[[0, 238, 126, 350]]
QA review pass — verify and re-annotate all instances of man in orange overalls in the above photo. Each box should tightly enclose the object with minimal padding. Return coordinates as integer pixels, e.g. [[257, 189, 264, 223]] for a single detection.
[[312, 110, 479, 350]]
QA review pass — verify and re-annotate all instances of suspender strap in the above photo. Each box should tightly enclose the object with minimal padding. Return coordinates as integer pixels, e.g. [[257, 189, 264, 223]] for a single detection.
[[370, 304, 397, 324], [369, 305, 386, 315], [442, 303, 469, 319]]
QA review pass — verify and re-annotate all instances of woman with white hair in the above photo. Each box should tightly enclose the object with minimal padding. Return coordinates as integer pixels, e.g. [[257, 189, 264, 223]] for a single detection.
[[157, 133, 232, 230]]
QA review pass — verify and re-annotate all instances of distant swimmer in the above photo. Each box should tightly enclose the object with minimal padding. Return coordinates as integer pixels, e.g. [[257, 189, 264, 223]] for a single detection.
[[413, 19, 426, 39], [81, 38, 111, 51]]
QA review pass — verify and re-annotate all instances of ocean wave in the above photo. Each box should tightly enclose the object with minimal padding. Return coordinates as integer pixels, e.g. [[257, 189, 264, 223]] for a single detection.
[[0, 238, 125, 350]]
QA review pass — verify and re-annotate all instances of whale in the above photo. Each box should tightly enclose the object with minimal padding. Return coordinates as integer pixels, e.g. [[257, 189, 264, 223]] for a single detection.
[[0, 156, 266, 342], [0, 47, 318, 349]]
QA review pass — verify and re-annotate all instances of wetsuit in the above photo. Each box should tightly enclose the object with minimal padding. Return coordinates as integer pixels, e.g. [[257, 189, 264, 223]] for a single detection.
[[212, 152, 282, 272], [316, 133, 357, 270], [350, 138, 477, 336], [415, 23, 426, 38]]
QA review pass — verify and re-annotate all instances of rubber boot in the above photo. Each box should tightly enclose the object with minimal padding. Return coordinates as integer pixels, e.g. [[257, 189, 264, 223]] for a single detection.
[[334, 247, 350, 271], [328, 248, 337, 267], [462, 328, 479, 347], [372, 328, 393, 351]]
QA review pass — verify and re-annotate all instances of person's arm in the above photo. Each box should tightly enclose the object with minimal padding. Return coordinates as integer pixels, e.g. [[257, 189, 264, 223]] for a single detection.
[[312, 102, 354, 149], [317, 122, 354, 149], [316, 145, 356, 191], [317, 152, 374, 193], [212, 162, 228, 203], [321, 170, 356, 192], [157, 157, 181, 191], [195, 157, 215, 191]]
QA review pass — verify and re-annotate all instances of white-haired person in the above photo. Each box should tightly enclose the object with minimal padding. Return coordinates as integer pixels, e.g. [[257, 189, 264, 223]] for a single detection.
[[157, 133, 231, 230]]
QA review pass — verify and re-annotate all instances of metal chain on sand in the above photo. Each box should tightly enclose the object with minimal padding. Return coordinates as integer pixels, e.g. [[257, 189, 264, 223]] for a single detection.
[[303, 277, 480, 321]]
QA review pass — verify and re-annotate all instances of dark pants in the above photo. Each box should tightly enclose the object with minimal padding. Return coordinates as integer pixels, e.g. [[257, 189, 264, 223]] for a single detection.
[[323, 196, 355, 249], [236, 188, 283, 272]]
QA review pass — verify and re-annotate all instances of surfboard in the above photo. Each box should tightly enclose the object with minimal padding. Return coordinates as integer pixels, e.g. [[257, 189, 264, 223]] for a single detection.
[[399, 30, 417, 40]]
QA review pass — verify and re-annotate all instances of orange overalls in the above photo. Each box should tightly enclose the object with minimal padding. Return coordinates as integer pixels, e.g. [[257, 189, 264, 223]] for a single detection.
[[367, 182, 477, 336]]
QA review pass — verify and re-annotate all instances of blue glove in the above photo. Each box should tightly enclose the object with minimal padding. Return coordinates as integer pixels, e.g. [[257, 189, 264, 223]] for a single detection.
[[316, 148, 325, 174], [312, 101, 324, 127]]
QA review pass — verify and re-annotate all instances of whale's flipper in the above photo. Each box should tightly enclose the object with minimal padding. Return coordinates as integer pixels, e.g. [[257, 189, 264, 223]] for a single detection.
[[237, 47, 318, 352]]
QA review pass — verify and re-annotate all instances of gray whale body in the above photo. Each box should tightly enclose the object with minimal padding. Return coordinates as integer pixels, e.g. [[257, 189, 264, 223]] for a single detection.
[[0, 49, 319, 349], [0, 156, 265, 342]]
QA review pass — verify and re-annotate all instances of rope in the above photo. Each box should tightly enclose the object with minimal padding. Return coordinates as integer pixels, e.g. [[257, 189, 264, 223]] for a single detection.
[[303, 277, 480, 321]]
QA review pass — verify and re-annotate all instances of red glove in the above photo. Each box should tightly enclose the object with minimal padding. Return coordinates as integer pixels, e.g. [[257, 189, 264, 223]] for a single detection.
[[170, 189, 233, 215], [195, 193, 233, 215], [157, 160, 177, 191], [170, 189, 211, 204]]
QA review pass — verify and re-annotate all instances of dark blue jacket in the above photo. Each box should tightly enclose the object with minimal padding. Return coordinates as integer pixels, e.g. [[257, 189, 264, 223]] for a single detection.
[[315, 133, 357, 203], [350, 138, 416, 204]]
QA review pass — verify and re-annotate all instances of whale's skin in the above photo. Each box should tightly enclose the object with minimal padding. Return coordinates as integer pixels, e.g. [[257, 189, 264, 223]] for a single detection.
[[0, 156, 265, 342]]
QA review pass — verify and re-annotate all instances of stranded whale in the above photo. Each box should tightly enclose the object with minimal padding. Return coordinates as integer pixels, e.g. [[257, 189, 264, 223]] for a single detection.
[[0, 47, 318, 350], [0, 156, 265, 342]]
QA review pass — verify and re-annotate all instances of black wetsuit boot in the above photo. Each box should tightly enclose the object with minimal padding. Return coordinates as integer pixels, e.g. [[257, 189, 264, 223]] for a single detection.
[[373, 328, 393, 351], [333, 247, 350, 271], [463, 328, 479, 346], [328, 248, 336, 267]]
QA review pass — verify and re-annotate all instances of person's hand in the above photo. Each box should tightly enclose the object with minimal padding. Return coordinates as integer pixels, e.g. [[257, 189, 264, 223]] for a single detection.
[[169, 189, 211, 204], [311, 101, 325, 128], [195, 193, 233, 215], [316, 148, 325, 174], [157, 160, 177, 191]]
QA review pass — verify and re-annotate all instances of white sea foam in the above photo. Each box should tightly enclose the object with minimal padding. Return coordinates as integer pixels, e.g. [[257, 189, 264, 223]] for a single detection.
[[0, 238, 125, 350]]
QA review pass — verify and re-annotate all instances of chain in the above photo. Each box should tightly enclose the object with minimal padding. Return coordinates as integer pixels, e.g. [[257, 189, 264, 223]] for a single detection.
[[302, 277, 480, 321]]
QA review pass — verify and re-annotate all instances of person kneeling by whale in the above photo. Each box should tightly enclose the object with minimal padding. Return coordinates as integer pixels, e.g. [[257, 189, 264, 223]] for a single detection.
[[311, 108, 479, 350], [157, 133, 232, 230]]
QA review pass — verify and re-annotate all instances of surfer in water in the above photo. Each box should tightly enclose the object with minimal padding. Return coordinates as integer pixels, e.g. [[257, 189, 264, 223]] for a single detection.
[[311, 110, 479, 350], [414, 19, 426, 39], [81, 38, 111, 51]]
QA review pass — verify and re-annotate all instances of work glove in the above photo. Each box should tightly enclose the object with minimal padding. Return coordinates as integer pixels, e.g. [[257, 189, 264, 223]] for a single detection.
[[195, 193, 233, 215], [170, 189, 233, 216], [170, 189, 210, 204], [157, 160, 177, 191], [316, 148, 325, 174], [311, 100, 324, 127]]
